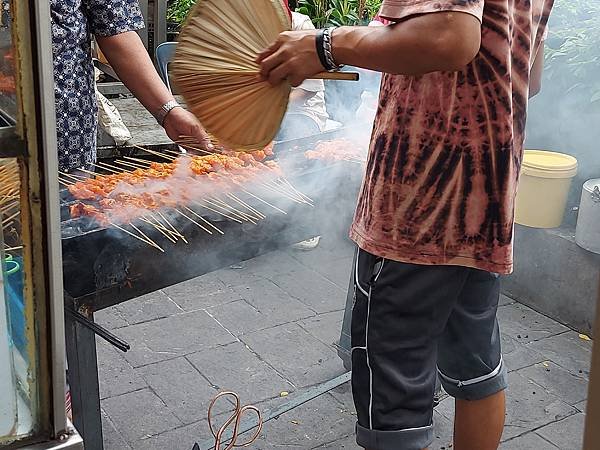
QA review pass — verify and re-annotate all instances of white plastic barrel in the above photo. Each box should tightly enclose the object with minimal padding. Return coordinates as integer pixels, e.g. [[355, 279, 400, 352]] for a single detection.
[[575, 178, 600, 254], [515, 150, 578, 228]]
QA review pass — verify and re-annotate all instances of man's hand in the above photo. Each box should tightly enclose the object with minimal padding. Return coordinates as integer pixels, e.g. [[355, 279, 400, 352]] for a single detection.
[[256, 30, 323, 87], [163, 107, 212, 149]]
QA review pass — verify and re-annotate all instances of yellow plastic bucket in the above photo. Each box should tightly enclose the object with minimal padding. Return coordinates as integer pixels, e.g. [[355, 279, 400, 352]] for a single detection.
[[515, 150, 578, 228]]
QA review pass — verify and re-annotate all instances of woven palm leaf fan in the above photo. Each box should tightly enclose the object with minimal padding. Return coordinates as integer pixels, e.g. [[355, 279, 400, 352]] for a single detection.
[[172, 0, 357, 150]]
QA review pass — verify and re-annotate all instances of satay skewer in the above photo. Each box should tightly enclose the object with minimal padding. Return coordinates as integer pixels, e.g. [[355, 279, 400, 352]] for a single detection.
[[157, 211, 188, 244], [209, 196, 258, 223], [115, 160, 148, 170], [59, 171, 85, 182], [122, 156, 152, 166], [140, 216, 178, 244], [192, 200, 242, 224], [109, 221, 164, 252], [278, 178, 314, 203], [228, 193, 266, 219], [173, 208, 213, 235], [183, 206, 224, 235], [132, 145, 176, 162], [2, 210, 20, 225], [204, 197, 255, 223], [4, 246, 23, 252], [242, 190, 287, 215], [148, 212, 184, 241], [129, 222, 165, 252]]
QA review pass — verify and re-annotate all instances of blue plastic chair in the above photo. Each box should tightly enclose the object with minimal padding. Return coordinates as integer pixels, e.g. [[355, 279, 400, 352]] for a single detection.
[[155, 41, 177, 93]]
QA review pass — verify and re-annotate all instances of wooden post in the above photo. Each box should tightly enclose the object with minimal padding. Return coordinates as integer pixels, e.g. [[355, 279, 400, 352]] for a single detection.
[[583, 275, 600, 450]]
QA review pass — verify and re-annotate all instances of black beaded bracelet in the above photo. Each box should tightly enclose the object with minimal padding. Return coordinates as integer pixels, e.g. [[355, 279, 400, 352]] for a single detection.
[[315, 28, 335, 71]]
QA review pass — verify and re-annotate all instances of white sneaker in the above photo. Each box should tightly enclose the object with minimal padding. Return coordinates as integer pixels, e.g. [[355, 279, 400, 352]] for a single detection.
[[292, 236, 321, 250]]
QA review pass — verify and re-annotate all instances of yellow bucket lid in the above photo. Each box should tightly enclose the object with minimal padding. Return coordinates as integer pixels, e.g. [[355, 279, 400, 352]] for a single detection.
[[522, 150, 578, 179]]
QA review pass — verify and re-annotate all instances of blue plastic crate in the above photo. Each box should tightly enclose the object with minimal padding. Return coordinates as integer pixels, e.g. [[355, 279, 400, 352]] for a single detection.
[[5, 256, 25, 354]]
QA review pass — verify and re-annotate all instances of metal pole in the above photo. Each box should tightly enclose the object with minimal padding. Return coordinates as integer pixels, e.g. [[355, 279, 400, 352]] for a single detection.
[[153, 0, 167, 60]]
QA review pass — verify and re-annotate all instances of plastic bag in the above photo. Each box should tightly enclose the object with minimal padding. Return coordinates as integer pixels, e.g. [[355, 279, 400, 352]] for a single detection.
[[95, 69, 131, 146]]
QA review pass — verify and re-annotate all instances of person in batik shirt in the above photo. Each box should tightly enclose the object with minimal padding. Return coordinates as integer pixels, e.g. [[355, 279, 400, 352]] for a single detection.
[[50, 0, 209, 172], [258, 0, 552, 449]]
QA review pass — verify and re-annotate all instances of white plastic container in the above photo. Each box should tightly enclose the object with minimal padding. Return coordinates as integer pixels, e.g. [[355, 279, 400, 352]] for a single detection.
[[515, 150, 578, 228], [575, 178, 600, 254]]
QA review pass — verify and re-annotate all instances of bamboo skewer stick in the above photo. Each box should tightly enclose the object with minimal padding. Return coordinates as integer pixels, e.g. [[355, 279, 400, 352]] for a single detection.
[[242, 190, 287, 215], [228, 193, 265, 219], [129, 222, 165, 252], [2, 210, 20, 225], [58, 177, 73, 187], [132, 145, 176, 162], [95, 162, 125, 174], [210, 196, 258, 223], [140, 216, 178, 243], [109, 221, 164, 251], [59, 171, 86, 181], [183, 206, 224, 235], [278, 178, 313, 203], [204, 197, 253, 223], [4, 246, 22, 252], [157, 211, 188, 243], [192, 200, 242, 223], [123, 156, 152, 166], [173, 208, 212, 234], [115, 160, 147, 170], [148, 212, 183, 241], [175, 142, 215, 155]]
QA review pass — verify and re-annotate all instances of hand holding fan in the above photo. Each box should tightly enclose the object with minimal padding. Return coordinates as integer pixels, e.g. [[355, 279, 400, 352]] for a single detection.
[[172, 0, 358, 150]]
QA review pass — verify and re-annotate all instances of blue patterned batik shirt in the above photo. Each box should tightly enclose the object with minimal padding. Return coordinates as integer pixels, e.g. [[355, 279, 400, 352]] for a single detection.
[[50, 0, 144, 171]]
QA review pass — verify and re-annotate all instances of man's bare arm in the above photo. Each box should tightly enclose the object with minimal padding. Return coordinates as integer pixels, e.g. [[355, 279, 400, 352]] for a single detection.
[[258, 12, 482, 86], [333, 12, 482, 75]]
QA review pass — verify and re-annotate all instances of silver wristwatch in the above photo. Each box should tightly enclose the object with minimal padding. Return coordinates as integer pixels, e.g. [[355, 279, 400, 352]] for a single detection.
[[154, 100, 181, 126]]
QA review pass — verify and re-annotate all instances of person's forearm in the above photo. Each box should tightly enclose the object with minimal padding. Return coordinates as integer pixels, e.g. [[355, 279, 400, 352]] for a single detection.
[[332, 12, 482, 76], [96, 31, 173, 114]]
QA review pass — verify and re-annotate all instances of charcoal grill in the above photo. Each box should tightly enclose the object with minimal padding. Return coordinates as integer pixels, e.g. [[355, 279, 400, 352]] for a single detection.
[[63, 132, 365, 450]]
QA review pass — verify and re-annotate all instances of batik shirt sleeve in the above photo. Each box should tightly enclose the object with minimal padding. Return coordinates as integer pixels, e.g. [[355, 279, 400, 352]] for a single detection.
[[84, 0, 145, 37], [379, 0, 484, 23]]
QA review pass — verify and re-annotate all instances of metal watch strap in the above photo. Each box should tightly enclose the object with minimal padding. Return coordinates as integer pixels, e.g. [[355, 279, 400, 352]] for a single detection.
[[154, 100, 181, 126]]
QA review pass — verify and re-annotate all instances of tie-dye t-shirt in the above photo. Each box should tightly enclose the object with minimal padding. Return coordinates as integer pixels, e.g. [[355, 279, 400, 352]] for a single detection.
[[349, 0, 553, 274]]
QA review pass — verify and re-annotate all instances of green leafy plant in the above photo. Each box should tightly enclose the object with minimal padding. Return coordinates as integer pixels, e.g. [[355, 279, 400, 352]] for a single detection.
[[297, 0, 382, 27], [166, 0, 196, 26], [545, 1, 600, 104]]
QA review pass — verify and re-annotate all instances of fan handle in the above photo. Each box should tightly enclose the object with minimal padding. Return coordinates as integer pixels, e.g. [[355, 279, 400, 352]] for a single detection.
[[313, 72, 359, 81]]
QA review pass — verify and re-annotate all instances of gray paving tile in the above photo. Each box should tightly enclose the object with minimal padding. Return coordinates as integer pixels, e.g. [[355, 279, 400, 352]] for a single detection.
[[536, 413, 585, 450], [138, 356, 221, 425], [242, 250, 307, 278], [212, 266, 266, 288], [316, 433, 358, 449], [527, 331, 593, 379], [232, 278, 315, 326], [297, 311, 344, 348], [503, 372, 577, 440], [502, 334, 546, 372], [95, 306, 128, 330], [516, 361, 589, 405], [574, 399, 586, 413], [97, 339, 146, 400], [131, 421, 208, 450], [163, 273, 236, 311], [286, 239, 354, 269], [314, 257, 353, 289], [102, 389, 182, 443], [431, 411, 454, 450], [118, 310, 236, 367], [101, 409, 132, 450], [499, 294, 515, 306], [269, 269, 346, 313], [251, 393, 355, 449], [500, 432, 559, 450], [207, 299, 274, 336], [242, 323, 346, 388], [187, 341, 293, 405], [114, 290, 182, 326], [497, 303, 569, 344], [435, 396, 454, 422]]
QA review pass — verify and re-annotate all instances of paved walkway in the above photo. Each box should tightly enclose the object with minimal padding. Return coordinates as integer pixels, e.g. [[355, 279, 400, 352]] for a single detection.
[[94, 96, 592, 449], [95, 234, 591, 450]]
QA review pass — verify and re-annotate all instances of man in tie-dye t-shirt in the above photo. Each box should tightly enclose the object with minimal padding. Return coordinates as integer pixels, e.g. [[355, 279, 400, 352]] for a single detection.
[[259, 1, 552, 448]]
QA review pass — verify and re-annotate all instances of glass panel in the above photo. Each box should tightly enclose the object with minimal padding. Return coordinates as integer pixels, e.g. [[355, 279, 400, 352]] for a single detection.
[[0, 157, 33, 445], [0, 0, 16, 124]]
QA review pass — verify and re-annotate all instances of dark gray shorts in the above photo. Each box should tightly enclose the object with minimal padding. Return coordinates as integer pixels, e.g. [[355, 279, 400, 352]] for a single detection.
[[351, 248, 507, 450]]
